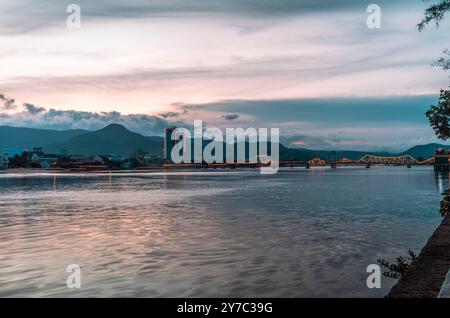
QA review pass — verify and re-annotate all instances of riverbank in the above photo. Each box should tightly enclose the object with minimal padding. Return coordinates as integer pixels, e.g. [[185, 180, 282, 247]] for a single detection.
[[387, 213, 450, 298]]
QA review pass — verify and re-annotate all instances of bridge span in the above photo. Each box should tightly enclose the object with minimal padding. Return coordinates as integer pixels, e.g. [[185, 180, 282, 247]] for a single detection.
[[280, 155, 434, 167], [357, 155, 434, 165]]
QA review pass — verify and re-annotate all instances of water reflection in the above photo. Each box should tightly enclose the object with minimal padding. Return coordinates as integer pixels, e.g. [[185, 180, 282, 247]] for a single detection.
[[0, 167, 447, 297], [434, 171, 450, 194]]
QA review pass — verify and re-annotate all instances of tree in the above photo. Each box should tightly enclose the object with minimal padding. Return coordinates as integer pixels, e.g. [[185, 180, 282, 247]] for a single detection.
[[419, 1, 450, 139], [377, 250, 418, 279], [426, 89, 450, 139], [433, 49, 450, 70], [440, 188, 450, 216], [8, 151, 32, 168], [418, 0, 450, 31]]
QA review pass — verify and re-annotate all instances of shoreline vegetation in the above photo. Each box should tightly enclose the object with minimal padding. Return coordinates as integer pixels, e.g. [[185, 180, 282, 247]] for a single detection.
[[386, 186, 450, 297], [388, 212, 450, 298]]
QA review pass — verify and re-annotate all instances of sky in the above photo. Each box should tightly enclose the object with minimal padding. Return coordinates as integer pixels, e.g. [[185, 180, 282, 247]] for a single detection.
[[1, 0, 450, 151]]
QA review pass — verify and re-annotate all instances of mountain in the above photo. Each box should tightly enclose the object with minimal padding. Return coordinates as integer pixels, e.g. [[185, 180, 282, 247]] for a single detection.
[[282, 143, 450, 161], [0, 125, 88, 150], [1, 124, 447, 160], [49, 124, 164, 156], [400, 143, 450, 159]]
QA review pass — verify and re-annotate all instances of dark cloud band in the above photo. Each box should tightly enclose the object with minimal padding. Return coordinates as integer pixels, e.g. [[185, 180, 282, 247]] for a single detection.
[[0, 96, 177, 136]]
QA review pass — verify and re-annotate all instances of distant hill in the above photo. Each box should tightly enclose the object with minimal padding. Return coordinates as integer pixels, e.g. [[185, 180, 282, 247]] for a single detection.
[[400, 143, 450, 159], [49, 124, 164, 156], [0, 125, 88, 150], [281, 144, 450, 161], [1, 124, 448, 160], [280, 145, 392, 161]]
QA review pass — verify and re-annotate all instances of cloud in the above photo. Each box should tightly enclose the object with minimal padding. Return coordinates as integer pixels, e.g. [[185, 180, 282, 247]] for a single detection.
[[1, 0, 448, 113], [159, 111, 180, 118], [0, 93, 445, 151], [174, 96, 442, 151], [280, 133, 343, 149], [0, 95, 182, 136], [0, 0, 427, 36], [0, 0, 447, 152], [0, 94, 16, 110], [23, 103, 46, 114], [181, 96, 439, 126], [222, 114, 239, 121]]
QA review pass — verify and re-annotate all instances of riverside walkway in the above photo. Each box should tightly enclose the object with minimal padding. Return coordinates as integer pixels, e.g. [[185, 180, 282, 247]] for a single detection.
[[387, 214, 450, 298]]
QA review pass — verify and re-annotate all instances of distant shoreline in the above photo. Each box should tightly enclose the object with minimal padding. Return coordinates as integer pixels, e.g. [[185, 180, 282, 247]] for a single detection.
[[0, 165, 434, 175]]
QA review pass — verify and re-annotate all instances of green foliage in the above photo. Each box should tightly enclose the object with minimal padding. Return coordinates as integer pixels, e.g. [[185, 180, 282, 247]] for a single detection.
[[377, 250, 417, 279], [440, 189, 450, 217], [433, 49, 450, 71], [419, 1, 450, 139], [425, 88, 450, 140], [418, 0, 450, 31], [8, 151, 32, 168]]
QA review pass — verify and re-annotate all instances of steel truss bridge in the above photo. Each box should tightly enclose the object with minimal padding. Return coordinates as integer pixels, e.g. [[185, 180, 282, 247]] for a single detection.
[[280, 155, 434, 167], [357, 155, 434, 165]]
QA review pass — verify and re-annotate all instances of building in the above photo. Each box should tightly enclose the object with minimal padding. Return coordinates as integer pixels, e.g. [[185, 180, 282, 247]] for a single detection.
[[31, 156, 60, 168], [34, 159, 53, 168], [164, 127, 177, 161], [336, 157, 356, 165], [434, 148, 450, 171], [30, 148, 59, 168], [308, 157, 326, 166], [1, 152, 9, 170], [69, 156, 105, 168]]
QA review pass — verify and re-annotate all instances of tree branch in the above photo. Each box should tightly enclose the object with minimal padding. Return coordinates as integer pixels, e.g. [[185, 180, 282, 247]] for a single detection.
[[418, 0, 450, 31]]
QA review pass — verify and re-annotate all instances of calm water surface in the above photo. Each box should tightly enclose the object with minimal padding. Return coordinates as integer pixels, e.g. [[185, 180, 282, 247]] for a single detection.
[[0, 167, 447, 297]]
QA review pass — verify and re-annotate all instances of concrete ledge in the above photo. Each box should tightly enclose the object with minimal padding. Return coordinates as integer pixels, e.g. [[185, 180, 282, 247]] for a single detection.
[[438, 271, 450, 298], [387, 214, 450, 298]]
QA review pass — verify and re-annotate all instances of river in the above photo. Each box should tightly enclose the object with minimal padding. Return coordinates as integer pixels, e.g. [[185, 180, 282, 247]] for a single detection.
[[0, 166, 446, 297]]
